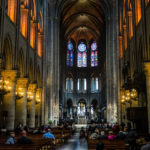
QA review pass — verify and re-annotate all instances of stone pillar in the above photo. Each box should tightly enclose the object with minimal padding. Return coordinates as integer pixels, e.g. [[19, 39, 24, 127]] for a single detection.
[[35, 88, 42, 127], [15, 78, 28, 127], [2, 70, 17, 130], [106, 3, 119, 124], [144, 62, 150, 133], [27, 84, 36, 128]]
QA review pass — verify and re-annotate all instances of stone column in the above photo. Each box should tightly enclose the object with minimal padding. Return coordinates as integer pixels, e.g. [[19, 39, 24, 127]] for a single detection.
[[35, 88, 42, 127], [144, 62, 150, 133], [53, 17, 60, 125], [2, 70, 17, 130], [0, 58, 3, 128], [15, 78, 28, 127], [106, 2, 119, 124], [27, 83, 36, 128]]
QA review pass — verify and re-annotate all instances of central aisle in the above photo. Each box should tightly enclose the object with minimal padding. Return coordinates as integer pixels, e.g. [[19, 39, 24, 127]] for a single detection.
[[56, 132, 88, 150]]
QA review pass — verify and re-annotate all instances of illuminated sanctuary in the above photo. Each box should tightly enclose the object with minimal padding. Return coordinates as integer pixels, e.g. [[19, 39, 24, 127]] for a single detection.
[[0, 0, 150, 143]]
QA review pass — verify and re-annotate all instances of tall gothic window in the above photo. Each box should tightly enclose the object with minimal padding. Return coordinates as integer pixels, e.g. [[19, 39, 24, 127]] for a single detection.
[[77, 78, 87, 92], [77, 42, 87, 67], [91, 41, 98, 67], [91, 77, 99, 92], [8, 0, 17, 23], [135, 0, 141, 25], [77, 78, 81, 91], [66, 78, 73, 92], [83, 78, 87, 91], [66, 41, 74, 67]]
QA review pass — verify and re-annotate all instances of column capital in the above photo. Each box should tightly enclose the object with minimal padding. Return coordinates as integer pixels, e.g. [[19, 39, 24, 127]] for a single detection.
[[16, 78, 28, 88], [144, 62, 150, 76], [2, 70, 18, 81], [28, 83, 37, 92]]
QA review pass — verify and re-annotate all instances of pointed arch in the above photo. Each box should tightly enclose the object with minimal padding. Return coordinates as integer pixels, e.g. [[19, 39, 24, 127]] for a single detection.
[[3, 37, 13, 70]]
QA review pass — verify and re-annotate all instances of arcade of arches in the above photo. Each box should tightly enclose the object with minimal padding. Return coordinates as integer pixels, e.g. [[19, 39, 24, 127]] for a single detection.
[[0, 0, 150, 134]]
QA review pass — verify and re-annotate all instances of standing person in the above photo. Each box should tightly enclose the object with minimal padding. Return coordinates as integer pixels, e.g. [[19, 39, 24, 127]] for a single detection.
[[80, 127, 86, 139], [43, 128, 55, 140], [113, 122, 120, 134], [5, 132, 15, 144], [18, 130, 32, 144]]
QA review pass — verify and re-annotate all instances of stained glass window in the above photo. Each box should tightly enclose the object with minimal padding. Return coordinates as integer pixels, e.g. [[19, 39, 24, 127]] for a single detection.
[[66, 41, 73, 67], [77, 42, 87, 67], [91, 41, 98, 67]]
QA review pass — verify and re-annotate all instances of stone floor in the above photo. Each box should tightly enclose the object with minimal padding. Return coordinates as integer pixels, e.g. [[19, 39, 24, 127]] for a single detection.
[[56, 132, 88, 150]]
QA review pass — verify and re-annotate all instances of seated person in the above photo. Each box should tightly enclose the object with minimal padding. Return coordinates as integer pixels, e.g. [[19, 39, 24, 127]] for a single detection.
[[90, 129, 99, 139], [96, 142, 104, 150], [99, 131, 107, 139], [116, 131, 126, 139], [43, 128, 55, 140], [108, 131, 115, 140], [140, 135, 150, 150], [18, 130, 32, 144], [5, 132, 15, 144]]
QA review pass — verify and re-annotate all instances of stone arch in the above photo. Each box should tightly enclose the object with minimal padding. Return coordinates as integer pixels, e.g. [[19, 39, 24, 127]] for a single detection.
[[55, 0, 111, 18], [18, 49, 25, 77], [78, 99, 86, 105], [3, 36, 13, 70], [29, 59, 34, 82]]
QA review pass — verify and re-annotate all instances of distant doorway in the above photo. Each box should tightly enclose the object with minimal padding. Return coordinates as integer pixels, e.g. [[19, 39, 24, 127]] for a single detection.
[[77, 99, 86, 117]]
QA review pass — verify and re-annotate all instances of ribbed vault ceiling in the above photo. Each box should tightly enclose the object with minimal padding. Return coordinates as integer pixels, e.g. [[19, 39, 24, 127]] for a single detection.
[[61, 0, 105, 42]]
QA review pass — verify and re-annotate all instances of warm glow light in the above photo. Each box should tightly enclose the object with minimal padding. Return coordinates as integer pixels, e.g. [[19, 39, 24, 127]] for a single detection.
[[8, 0, 17, 23], [135, 0, 141, 25], [130, 89, 138, 99], [121, 99, 125, 103], [30, 21, 36, 49], [145, 0, 150, 6], [128, 9, 133, 39], [38, 33, 43, 57], [123, 24, 127, 50], [27, 91, 34, 100], [20, 8, 28, 37], [119, 36, 123, 59]]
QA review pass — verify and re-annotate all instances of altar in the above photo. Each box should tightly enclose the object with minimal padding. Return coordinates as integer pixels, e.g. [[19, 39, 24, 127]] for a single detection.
[[78, 117, 87, 124]]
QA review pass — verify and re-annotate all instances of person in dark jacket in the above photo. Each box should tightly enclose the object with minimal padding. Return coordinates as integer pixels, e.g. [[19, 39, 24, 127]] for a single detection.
[[18, 130, 32, 144], [96, 142, 104, 150]]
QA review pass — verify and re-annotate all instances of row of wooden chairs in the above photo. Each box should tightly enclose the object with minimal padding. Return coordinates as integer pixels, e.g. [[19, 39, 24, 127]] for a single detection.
[[0, 128, 73, 150], [87, 138, 127, 150]]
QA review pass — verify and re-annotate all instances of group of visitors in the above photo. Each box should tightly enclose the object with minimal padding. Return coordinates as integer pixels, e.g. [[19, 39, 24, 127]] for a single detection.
[[5, 130, 32, 145], [84, 122, 150, 150], [4, 128, 55, 145]]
